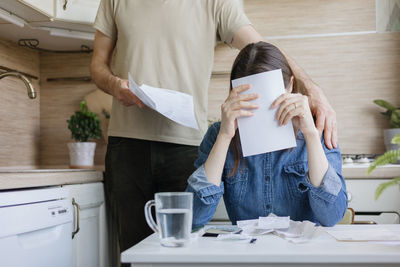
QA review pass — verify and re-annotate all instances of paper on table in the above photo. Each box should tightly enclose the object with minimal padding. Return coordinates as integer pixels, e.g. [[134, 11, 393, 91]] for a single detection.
[[128, 73, 198, 129], [237, 219, 258, 229], [236, 214, 317, 242], [258, 216, 290, 229], [274, 220, 315, 238], [231, 69, 296, 157], [327, 228, 400, 242]]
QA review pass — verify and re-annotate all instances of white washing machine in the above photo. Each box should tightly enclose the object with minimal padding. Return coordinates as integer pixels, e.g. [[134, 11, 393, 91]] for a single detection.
[[0, 186, 72, 267]]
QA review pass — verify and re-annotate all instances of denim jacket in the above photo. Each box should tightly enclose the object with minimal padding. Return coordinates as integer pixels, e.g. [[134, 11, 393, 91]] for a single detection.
[[186, 122, 348, 229]]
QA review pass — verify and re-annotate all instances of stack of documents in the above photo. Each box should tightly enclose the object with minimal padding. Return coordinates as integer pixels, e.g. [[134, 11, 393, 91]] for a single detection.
[[216, 214, 317, 243]]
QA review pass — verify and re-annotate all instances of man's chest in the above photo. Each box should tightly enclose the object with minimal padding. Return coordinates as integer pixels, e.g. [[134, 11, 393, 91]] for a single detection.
[[115, 1, 216, 44]]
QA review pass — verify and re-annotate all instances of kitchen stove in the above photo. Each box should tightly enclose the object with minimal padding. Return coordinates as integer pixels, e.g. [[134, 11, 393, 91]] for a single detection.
[[342, 154, 379, 165]]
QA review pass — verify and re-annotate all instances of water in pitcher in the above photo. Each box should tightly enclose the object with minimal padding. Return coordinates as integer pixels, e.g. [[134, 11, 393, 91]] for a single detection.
[[156, 208, 192, 247]]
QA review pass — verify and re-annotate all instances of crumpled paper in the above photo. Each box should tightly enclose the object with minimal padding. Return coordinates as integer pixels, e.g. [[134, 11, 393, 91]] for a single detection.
[[218, 214, 317, 243]]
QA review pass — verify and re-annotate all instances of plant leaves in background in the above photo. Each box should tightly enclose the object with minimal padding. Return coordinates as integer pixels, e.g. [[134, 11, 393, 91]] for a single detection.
[[390, 110, 400, 128], [67, 100, 101, 142], [368, 149, 400, 174], [375, 177, 400, 200], [374, 99, 396, 111]]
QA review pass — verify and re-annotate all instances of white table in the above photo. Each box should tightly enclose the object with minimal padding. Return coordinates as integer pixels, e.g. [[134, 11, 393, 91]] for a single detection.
[[121, 224, 400, 267]]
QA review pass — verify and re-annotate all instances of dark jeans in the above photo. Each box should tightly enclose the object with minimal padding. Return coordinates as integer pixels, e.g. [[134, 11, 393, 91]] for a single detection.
[[104, 136, 198, 266]]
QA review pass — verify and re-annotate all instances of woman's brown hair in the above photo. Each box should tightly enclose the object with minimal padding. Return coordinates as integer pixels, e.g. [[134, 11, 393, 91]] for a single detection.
[[228, 41, 296, 176]]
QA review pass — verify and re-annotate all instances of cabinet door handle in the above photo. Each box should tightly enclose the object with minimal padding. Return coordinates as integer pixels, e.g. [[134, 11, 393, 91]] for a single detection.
[[72, 198, 80, 239], [63, 0, 68, 10]]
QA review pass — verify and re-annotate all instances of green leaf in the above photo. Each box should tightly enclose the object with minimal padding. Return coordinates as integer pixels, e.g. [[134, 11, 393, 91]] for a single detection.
[[392, 134, 400, 146], [367, 149, 400, 174], [375, 177, 400, 200], [67, 100, 102, 142], [390, 110, 400, 128], [374, 99, 396, 111]]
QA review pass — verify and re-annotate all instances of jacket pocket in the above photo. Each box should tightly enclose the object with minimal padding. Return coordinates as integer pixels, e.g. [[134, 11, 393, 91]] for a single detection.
[[283, 161, 309, 197], [223, 167, 248, 206]]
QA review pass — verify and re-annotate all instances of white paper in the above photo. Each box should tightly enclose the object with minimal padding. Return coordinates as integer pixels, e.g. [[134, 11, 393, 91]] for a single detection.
[[231, 69, 296, 157], [128, 73, 198, 129], [235, 214, 317, 243], [258, 216, 290, 229], [216, 233, 251, 241], [274, 220, 315, 238], [237, 219, 259, 229], [327, 229, 400, 242]]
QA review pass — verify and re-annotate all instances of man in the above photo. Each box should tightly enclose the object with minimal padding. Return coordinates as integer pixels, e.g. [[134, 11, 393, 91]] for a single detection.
[[91, 0, 337, 263]]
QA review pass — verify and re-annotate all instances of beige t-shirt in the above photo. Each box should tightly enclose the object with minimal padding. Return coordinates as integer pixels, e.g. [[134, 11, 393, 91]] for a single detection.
[[94, 0, 250, 146]]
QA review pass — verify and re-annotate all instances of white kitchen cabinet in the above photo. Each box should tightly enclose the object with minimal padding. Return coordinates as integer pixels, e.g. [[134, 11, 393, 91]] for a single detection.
[[55, 0, 101, 24], [346, 179, 400, 224], [18, 0, 54, 17], [63, 182, 109, 267]]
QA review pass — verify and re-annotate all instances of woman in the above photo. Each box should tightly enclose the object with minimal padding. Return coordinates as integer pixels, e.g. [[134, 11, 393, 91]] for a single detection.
[[186, 41, 347, 228]]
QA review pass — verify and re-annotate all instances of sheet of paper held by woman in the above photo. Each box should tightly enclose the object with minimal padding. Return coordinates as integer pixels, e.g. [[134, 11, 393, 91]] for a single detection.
[[232, 69, 297, 157], [185, 41, 348, 234]]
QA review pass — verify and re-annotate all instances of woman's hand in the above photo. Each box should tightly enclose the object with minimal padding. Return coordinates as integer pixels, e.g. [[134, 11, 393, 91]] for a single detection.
[[219, 84, 259, 140], [271, 93, 316, 137]]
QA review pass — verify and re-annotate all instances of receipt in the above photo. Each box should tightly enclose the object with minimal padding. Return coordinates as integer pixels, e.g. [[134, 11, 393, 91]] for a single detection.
[[235, 214, 317, 243], [258, 216, 290, 229]]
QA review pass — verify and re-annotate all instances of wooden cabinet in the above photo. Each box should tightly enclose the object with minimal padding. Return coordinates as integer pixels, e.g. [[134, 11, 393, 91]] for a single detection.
[[63, 182, 109, 267], [54, 0, 101, 24], [18, 0, 54, 17]]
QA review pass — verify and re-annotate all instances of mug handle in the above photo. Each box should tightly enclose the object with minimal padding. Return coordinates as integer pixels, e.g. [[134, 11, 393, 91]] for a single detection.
[[144, 200, 158, 233]]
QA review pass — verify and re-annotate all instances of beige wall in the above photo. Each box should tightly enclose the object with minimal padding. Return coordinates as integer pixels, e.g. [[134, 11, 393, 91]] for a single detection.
[[39, 52, 107, 167], [210, 0, 400, 155], [0, 40, 40, 168]]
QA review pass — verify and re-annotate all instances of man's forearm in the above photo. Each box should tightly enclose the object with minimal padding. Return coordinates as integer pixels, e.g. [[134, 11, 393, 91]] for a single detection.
[[284, 54, 323, 100], [90, 59, 118, 97]]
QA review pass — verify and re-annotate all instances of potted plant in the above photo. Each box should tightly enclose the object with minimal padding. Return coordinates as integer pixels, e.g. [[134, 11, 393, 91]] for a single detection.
[[67, 100, 101, 168], [367, 134, 400, 200], [373, 99, 400, 151]]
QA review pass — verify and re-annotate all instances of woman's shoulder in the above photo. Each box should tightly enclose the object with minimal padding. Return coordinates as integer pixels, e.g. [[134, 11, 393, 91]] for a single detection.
[[205, 121, 221, 139], [295, 130, 342, 164], [199, 121, 221, 148]]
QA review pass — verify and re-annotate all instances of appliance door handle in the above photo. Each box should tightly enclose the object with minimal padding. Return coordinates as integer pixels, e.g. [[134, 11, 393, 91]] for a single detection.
[[72, 198, 80, 239]]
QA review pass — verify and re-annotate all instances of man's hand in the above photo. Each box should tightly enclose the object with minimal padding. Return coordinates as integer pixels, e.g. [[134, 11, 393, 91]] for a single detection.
[[110, 76, 145, 108], [307, 85, 337, 149], [91, 30, 144, 109]]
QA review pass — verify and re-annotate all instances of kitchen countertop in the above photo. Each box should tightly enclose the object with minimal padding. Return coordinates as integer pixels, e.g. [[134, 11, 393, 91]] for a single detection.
[[342, 164, 400, 179], [0, 168, 103, 190], [121, 224, 400, 267], [0, 163, 398, 190]]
